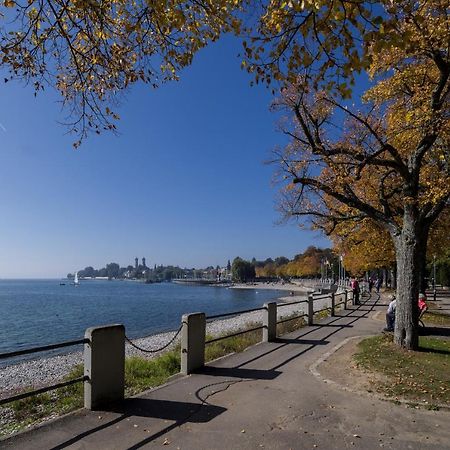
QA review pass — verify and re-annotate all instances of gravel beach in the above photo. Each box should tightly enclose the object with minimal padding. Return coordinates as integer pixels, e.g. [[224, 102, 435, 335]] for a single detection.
[[0, 284, 331, 398]]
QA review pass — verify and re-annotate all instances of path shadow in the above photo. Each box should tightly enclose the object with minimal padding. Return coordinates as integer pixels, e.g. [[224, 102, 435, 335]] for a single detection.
[[50, 399, 226, 450], [275, 338, 329, 346], [200, 366, 281, 380], [233, 296, 380, 372], [110, 398, 226, 421]]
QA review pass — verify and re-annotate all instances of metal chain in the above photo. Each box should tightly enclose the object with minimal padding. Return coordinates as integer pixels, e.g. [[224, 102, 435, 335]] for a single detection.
[[125, 324, 183, 354]]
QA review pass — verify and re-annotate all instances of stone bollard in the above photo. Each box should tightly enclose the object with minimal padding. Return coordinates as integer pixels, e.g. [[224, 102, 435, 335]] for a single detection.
[[344, 290, 348, 310], [263, 302, 277, 342], [181, 312, 206, 375], [308, 293, 314, 326], [84, 324, 125, 410], [331, 292, 335, 317]]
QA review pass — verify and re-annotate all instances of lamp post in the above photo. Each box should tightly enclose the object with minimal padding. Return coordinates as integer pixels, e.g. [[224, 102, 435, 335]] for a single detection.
[[433, 255, 437, 302], [338, 257, 341, 285]]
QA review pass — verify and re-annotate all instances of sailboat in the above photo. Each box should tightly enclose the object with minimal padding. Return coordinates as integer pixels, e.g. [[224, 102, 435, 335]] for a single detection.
[[73, 272, 80, 286]]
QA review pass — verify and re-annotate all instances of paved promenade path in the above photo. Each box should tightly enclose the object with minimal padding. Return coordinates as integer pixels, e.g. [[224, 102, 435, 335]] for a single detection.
[[3, 294, 450, 449]]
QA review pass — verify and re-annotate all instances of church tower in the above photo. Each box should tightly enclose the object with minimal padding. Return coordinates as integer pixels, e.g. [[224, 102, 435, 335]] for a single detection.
[[142, 257, 146, 268], [135, 257, 138, 269]]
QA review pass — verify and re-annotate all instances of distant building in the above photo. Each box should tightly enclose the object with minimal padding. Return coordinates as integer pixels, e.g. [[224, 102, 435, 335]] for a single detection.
[[124, 257, 150, 279]]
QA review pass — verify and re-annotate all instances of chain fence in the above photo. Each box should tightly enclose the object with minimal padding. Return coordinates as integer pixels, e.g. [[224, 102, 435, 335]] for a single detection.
[[124, 324, 183, 354]]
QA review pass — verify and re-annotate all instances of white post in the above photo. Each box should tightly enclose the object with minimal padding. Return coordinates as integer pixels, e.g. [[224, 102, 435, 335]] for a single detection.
[[181, 313, 206, 375], [308, 293, 314, 325], [263, 302, 277, 342], [84, 324, 125, 410]]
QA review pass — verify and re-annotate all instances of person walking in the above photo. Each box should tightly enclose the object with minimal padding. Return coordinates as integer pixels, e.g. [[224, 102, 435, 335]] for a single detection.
[[368, 278, 374, 293], [384, 295, 396, 331], [351, 277, 360, 305], [375, 277, 382, 293]]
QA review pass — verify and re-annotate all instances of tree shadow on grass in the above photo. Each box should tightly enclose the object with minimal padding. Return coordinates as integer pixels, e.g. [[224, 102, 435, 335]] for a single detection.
[[419, 326, 450, 338], [418, 347, 450, 356]]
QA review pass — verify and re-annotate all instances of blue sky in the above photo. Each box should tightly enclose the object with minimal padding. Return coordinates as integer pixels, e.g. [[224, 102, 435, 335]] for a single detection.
[[0, 35, 329, 278]]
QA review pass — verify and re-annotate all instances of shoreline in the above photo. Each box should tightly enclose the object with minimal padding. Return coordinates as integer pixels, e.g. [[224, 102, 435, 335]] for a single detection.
[[0, 282, 323, 398], [0, 288, 331, 398], [230, 281, 314, 293]]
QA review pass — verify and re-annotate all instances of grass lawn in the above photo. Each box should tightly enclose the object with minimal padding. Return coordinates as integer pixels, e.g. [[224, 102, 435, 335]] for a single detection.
[[354, 334, 450, 409], [423, 310, 450, 326]]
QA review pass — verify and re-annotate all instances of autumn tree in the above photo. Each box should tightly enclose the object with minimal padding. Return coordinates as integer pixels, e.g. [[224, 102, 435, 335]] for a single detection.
[[331, 218, 396, 276], [0, 0, 241, 145], [332, 207, 450, 287], [268, 1, 449, 350]]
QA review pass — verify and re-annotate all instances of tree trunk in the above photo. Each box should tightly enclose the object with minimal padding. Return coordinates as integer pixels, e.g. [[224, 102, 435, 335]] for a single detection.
[[392, 210, 422, 350]]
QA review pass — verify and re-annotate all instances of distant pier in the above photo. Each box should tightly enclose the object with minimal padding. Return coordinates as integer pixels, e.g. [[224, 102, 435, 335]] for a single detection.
[[172, 278, 230, 286]]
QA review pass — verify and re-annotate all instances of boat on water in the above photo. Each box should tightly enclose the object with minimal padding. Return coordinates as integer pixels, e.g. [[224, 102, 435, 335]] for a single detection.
[[72, 272, 80, 286]]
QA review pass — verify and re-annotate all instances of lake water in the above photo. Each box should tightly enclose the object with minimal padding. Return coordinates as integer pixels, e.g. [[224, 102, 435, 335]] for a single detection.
[[0, 279, 286, 355]]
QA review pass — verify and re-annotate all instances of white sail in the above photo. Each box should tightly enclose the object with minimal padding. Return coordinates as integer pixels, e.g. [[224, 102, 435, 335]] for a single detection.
[[74, 272, 79, 285]]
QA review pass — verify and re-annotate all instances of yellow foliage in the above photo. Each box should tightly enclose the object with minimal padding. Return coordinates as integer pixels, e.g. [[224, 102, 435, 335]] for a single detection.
[[331, 218, 395, 274], [1, 0, 243, 142]]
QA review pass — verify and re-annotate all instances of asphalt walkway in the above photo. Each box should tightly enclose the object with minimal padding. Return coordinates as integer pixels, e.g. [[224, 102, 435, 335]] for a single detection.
[[3, 293, 450, 449]]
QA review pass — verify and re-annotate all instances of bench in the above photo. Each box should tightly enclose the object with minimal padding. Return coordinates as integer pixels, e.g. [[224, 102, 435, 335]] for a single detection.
[[418, 305, 428, 328]]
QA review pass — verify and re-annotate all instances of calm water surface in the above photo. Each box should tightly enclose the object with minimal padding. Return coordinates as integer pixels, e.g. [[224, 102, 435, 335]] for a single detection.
[[0, 279, 285, 355]]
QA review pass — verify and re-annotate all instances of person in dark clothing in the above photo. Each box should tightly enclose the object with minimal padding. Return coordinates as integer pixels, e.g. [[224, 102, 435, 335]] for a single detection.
[[351, 277, 360, 305], [376, 278, 382, 293]]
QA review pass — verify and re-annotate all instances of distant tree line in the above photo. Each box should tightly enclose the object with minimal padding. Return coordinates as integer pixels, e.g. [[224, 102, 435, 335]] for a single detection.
[[231, 246, 337, 283], [69, 249, 343, 284]]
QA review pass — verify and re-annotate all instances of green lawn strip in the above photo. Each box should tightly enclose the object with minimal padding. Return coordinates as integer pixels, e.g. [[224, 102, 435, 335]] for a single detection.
[[1, 310, 320, 437], [277, 314, 307, 336], [0, 366, 85, 437], [354, 334, 450, 408], [422, 310, 450, 326], [205, 326, 263, 362], [125, 349, 181, 396]]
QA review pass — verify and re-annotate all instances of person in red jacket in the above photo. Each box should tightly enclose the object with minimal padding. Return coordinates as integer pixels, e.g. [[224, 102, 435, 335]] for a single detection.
[[351, 277, 360, 305], [418, 293, 428, 319]]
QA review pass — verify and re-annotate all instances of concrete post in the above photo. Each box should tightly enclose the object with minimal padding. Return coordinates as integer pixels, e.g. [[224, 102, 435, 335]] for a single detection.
[[331, 292, 335, 317], [263, 302, 277, 342], [181, 312, 206, 375], [84, 324, 125, 410], [344, 290, 348, 310], [308, 293, 314, 326]]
